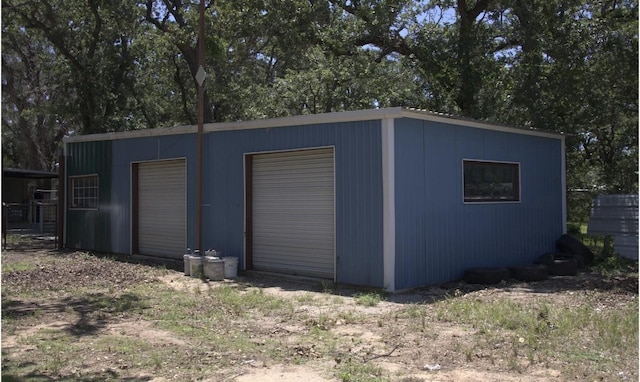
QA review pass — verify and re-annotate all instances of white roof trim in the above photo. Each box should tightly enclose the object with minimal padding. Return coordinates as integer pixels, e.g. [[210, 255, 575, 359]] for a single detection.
[[399, 108, 563, 139], [63, 107, 562, 143], [204, 107, 403, 132], [63, 125, 197, 143]]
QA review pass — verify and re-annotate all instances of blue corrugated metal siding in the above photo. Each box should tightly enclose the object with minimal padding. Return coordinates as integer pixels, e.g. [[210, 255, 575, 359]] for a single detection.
[[105, 121, 384, 286], [394, 118, 563, 289], [110, 134, 197, 254], [66, 141, 112, 252], [205, 121, 384, 287]]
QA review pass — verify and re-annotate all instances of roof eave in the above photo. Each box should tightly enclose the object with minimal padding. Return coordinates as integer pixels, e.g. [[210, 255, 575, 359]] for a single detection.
[[399, 108, 564, 139], [62, 106, 563, 143]]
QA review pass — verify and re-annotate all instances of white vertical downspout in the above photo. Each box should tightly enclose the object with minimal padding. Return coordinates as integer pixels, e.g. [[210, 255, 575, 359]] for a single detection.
[[381, 118, 396, 292]]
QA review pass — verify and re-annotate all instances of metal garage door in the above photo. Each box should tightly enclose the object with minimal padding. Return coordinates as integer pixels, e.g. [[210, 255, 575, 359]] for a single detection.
[[252, 148, 335, 279], [138, 159, 186, 258]]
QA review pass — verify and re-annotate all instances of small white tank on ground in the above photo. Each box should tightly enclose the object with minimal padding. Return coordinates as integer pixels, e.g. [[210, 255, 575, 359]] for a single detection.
[[189, 256, 204, 278], [204, 256, 224, 281], [183, 254, 191, 276], [223, 257, 238, 278]]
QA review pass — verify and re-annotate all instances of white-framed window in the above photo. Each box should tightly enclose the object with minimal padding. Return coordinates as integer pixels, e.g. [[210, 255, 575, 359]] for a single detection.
[[70, 175, 99, 209], [463, 160, 520, 203]]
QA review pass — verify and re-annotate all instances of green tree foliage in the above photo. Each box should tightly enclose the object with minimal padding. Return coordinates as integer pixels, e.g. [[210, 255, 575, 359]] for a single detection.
[[574, 0, 638, 193], [3, 0, 147, 134], [1, 18, 66, 170], [495, 0, 638, 195], [1, 0, 636, 202]]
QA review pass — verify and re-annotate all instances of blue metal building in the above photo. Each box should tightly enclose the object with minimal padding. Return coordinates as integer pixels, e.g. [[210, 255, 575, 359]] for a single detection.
[[63, 107, 566, 291]]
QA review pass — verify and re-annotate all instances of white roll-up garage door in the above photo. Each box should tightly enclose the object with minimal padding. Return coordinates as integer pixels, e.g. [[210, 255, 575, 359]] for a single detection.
[[252, 148, 335, 279], [138, 159, 186, 258]]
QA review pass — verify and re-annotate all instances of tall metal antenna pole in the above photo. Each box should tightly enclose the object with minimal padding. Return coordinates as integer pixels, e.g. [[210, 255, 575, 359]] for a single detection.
[[196, 0, 205, 252]]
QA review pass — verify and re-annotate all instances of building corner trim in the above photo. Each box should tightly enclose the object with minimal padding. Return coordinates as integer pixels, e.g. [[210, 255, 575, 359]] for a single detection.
[[381, 118, 396, 292]]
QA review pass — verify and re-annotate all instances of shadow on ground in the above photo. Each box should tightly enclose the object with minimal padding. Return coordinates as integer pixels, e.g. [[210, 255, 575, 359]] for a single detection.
[[1, 369, 154, 382], [2, 292, 147, 337], [2, 230, 59, 252], [3, 232, 638, 309], [216, 266, 638, 307]]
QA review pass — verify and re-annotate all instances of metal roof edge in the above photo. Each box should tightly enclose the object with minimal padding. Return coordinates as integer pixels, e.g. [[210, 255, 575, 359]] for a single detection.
[[3, 168, 59, 178], [62, 108, 404, 143], [63, 125, 197, 143], [399, 108, 564, 139], [62, 106, 563, 143], [202, 107, 404, 132]]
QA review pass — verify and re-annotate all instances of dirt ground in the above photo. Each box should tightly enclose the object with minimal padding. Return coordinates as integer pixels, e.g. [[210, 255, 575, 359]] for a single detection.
[[1, 238, 638, 381]]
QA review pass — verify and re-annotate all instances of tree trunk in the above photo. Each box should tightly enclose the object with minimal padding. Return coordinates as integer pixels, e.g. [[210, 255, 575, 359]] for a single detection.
[[601, 235, 614, 258]]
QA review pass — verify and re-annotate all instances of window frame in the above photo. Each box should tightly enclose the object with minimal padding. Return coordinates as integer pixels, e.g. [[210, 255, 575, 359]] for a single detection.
[[462, 159, 521, 204], [69, 174, 99, 210]]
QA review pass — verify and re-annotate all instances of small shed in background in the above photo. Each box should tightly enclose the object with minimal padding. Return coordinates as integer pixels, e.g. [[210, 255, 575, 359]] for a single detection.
[[587, 194, 639, 260], [2, 168, 58, 233]]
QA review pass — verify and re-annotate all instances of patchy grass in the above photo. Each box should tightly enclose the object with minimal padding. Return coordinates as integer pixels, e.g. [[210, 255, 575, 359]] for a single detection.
[[567, 222, 638, 273], [354, 290, 387, 307], [3, 234, 35, 248], [338, 359, 390, 382], [1, 237, 638, 381], [2, 260, 36, 273], [434, 295, 639, 375]]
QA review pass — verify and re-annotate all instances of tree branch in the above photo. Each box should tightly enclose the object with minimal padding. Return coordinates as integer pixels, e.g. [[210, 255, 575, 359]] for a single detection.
[[87, 0, 103, 61], [362, 344, 400, 363]]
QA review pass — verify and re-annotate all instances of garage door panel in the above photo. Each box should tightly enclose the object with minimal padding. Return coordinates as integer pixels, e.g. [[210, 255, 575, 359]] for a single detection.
[[252, 148, 335, 279], [253, 227, 335, 236], [252, 215, 333, 225], [253, 227, 335, 239], [139, 207, 185, 217], [253, 249, 334, 270], [255, 197, 334, 205], [254, 246, 336, 258], [252, 263, 329, 276], [253, 236, 335, 250], [138, 160, 186, 258]]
